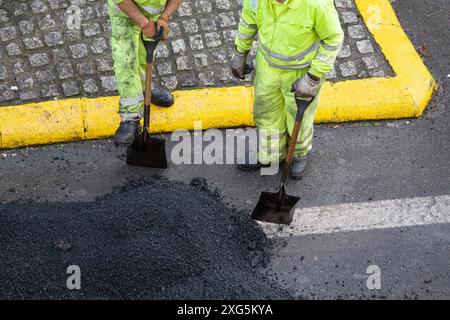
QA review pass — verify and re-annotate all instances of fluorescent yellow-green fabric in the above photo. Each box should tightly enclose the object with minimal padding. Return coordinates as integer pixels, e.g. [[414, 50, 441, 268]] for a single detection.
[[236, 0, 344, 78], [254, 51, 323, 163], [109, 14, 150, 114], [108, 0, 167, 20]]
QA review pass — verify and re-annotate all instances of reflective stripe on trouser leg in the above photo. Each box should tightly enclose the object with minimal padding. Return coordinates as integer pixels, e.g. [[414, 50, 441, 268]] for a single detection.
[[283, 72, 322, 158], [110, 15, 144, 115], [253, 52, 288, 164]]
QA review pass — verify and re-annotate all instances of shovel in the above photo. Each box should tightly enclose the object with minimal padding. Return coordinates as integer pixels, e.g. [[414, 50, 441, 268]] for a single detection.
[[251, 97, 312, 225], [126, 28, 168, 169]]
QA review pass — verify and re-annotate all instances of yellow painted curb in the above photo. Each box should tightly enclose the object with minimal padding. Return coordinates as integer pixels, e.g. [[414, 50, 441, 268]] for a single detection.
[[0, 0, 436, 149]]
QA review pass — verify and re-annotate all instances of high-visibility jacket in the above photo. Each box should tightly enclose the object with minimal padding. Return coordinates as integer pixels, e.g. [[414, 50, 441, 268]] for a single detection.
[[108, 0, 167, 20], [235, 0, 344, 78]]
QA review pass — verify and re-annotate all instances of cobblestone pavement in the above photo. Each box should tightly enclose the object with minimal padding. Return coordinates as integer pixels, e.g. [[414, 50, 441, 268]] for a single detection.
[[0, 0, 393, 106]]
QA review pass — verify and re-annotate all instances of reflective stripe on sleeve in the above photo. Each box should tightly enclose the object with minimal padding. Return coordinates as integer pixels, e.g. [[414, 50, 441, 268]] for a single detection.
[[260, 41, 319, 62]]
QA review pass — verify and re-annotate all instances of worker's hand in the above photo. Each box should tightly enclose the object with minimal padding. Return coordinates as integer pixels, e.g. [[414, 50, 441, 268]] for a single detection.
[[141, 20, 156, 38], [156, 16, 170, 40], [290, 73, 321, 98], [231, 47, 254, 79]]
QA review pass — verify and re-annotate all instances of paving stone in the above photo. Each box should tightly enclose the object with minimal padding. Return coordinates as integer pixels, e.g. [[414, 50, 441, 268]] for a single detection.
[[18, 21, 35, 35], [176, 56, 192, 71], [91, 37, 108, 54], [0, 26, 18, 42], [369, 70, 386, 77], [205, 33, 222, 48], [57, 63, 74, 79], [348, 25, 366, 39], [177, 2, 193, 17], [36, 69, 57, 82], [0, 64, 7, 80], [14, 3, 29, 16], [338, 44, 351, 58], [218, 13, 236, 28], [29, 53, 50, 67], [189, 35, 204, 50], [62, 80, 80, 96], [70, 44, 89, 59], [41, 84, 60, 98], [0, 9, 9, 23], [44, 32, 64, 46], [341, 11, 358, 24], [200, 18, 217, 31], [30, 0, 49, 14], [171, 39, 187, 54], [356, 40, 374, 53], [77, 62, 96, 75], [96, 58, 114, 72], [23, 37, 45, 50], [161, 76, 178, 90], [215, 0, 231, 10], [157, 62, 174, 76], [6, 43, 22, 56], [182, 19, 199, 34], [339, 61, 357, 77], [195, 0, 213, 13], [83, 79, 99, 93], [193, 53, 209, 67], [20, 90, 40, 101], [362, 56, 378, 70], [83, 23, 101, 37], [155, 43, 170, 58], [100, 76, 117, 92], [38, 15, 57, 30], [179, 72, 197, 87]]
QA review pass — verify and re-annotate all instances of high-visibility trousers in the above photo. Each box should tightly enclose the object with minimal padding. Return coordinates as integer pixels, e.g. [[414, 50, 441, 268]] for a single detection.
[[253, 50, 323, 164], [110, 14, 148, 117]]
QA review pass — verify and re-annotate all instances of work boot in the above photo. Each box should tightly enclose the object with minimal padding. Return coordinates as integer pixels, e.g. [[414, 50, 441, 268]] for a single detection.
[[113, 120, 142, 146], [151, 85, 174, 107], [289, 156, 308, 180], [238, 160, 285, 172]]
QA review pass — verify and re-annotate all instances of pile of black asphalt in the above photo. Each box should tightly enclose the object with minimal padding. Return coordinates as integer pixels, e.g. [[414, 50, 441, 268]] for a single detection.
[[0, 177, 291, 299]]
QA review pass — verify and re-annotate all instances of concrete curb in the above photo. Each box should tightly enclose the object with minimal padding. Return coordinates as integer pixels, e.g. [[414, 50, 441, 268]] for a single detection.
[[0, 0, 436, 149]]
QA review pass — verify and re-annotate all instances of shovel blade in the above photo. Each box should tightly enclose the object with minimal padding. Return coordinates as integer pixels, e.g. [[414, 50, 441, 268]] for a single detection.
[[251, 187, 300, 225], [126, 131, 168, 169]]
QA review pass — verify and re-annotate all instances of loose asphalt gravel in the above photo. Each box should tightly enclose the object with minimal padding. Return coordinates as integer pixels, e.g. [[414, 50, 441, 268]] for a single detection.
[[0, 177, 291, 300]]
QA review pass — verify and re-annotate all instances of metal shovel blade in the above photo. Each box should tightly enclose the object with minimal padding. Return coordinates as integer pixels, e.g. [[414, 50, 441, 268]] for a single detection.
[[126, 130, 168, 169], [251, 185, 300, 225]]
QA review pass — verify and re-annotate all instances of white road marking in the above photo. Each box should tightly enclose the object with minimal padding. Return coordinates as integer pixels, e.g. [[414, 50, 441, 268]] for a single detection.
[[259, 195, 450, 238]]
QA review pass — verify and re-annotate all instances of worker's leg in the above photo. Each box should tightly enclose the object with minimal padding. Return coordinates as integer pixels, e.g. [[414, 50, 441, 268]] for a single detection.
[[282, 70, 323, 157], [253, 52, 287, 164], [110, 15, 144, 121]]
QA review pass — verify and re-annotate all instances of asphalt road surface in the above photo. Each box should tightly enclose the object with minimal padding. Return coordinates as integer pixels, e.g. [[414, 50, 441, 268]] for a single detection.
[[0, 0, 449, 299]]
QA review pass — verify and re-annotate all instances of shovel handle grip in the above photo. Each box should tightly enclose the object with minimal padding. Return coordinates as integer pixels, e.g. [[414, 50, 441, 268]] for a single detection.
[[141, 27, 164, 63]]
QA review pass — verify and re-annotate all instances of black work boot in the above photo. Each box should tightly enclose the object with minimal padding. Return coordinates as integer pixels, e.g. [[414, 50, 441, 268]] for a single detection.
[[289, 156, 308, 180], [238, 159, 285, 172], [238, 162, 271, 172], [113, 120, 142, 146], [151, 85, 174, 107]]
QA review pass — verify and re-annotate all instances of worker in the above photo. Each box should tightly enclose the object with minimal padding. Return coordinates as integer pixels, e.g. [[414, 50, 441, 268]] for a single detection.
[[108, 0, 183, 146], [231, 0, 344, 179]]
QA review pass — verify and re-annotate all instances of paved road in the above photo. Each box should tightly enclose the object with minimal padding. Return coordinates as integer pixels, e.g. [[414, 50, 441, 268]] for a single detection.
[[0, 0, 448, 299]]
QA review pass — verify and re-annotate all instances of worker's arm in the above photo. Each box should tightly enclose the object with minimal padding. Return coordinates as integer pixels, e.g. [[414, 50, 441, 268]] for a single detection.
[[235, 0, 258, 53], [160, 0, 183, 21], [308, 1, 345, 78], [157, 0, 183, 39], [115, 0, 155, 37]]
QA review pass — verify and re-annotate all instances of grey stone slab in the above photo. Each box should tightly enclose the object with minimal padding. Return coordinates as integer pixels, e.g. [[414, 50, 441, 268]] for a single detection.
[[0, 0, 394, 106]]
